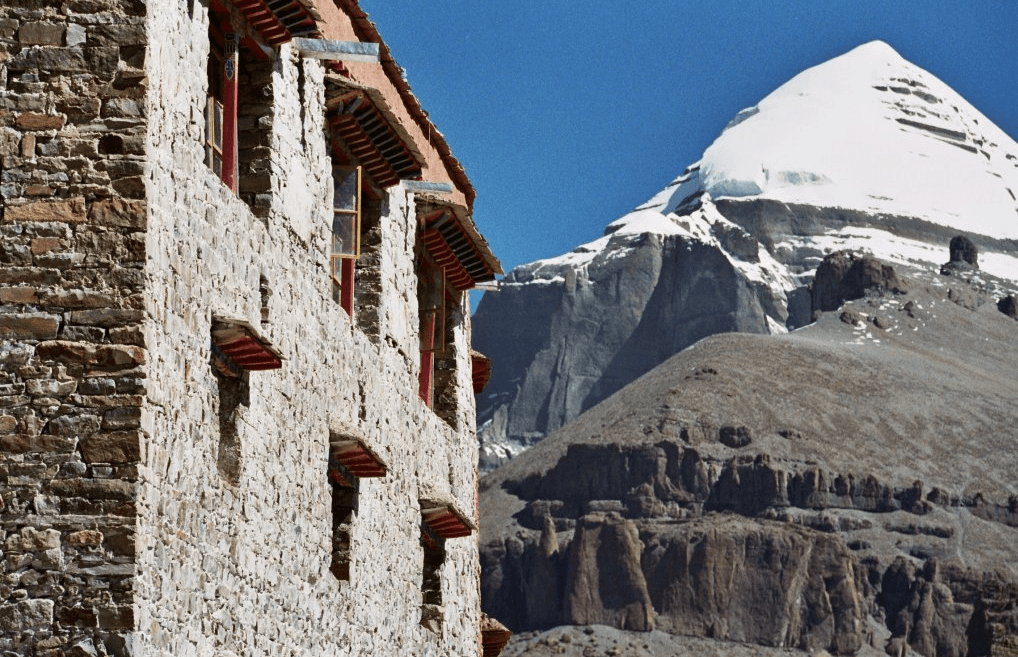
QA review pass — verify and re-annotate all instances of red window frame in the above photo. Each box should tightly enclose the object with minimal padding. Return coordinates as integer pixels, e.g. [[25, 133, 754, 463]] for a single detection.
[[205, 8, 239, 191]]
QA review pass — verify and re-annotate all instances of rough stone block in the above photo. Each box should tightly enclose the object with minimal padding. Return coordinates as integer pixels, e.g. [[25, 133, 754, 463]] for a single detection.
[[5, 197, 86, 223], [47, 477, 134, 501], [89, 24, 146, 46], [56, 606, 98, 628], [96, 344, 146, 366], [34, 546, 65, 569], [111, 175, 145, 198], [65, 23, 86, 47], [0, 313, 59, 340], [21, 133, 36, 157], [102, 407, 141, 430], [24, 183, 55, 196], [96, 605, 133, 630], [0, 415, 16, 433], [101, 97, 144, 118], [0, 19, 17, 40], [61, 325, 106, 342], [88, 198, 146, 228], [18, 23, 65, 46], [6, 527, 61, 552], [0, 286, 40, 304], [58, 96, 102, 122], [66, 529, 103, 546], [84, 46, 120, 78], [35, 341, 146, 367], [35, 340, 99, 363], [31, 237, 63, 254], [0, 599, 55, 631], [39, 289, 119, 309], [0, 266, 62, 285], [108, 325, 145, 346], [15, 112, 66, 130], [67, 308, 145, 327], [25, 378, 78, 396], [49, 414, 102, 437], [80, 430, 141, 464], [0, 433, 77, 454]]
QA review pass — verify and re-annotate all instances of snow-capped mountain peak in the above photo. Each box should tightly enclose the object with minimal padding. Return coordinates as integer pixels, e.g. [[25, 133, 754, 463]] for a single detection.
[[640, 40, 1018, 241], [473, 41, 1018, 473]]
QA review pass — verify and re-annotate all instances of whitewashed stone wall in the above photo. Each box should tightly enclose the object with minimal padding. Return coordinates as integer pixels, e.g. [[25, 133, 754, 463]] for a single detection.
[[136, 2, 482, 657]]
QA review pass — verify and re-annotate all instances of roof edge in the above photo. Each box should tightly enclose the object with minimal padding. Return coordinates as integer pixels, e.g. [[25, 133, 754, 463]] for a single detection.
[[334, 0, 477, 210]]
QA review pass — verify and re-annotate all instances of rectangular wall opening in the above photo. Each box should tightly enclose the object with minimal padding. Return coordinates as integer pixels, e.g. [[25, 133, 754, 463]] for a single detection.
[[420, 521, 445, 633]]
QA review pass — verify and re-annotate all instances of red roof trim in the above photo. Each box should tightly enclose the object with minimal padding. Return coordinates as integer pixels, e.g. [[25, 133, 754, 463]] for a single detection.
[[212, 319, 284, 375], [471, 351, 492, 395], [481, 614, 512, 657], [231, 0, 320, 47], [421, 503, 474, 539], [332, 439, 387, 479], [422, 227, 475, 292]]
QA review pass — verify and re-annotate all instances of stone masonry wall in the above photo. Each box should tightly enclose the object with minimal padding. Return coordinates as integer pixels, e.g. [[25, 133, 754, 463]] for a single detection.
[[1, 1, 147, 655], [137, 3, 482, 657]]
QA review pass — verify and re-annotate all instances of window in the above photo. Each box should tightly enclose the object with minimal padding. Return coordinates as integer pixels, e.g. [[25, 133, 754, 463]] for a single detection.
[[416, 235, 463, 429], [419, 500, 474, 632], [210, 317, 283, 486], [202, 2, 274, 215], [331, 166, 362, 316], [327, 435, 386, 582], [419, 517, 445, 633], [329, 466, 356, 581], [205, 7, 236, 189], [353, 196, 383, 340], [417, 257, 446, 407]]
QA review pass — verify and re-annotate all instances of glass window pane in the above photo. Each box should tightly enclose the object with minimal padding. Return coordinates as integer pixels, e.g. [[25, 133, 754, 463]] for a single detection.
[[332, 211, 358, 257], [332, 257, 343, 281], [333, 169, 358, 211]]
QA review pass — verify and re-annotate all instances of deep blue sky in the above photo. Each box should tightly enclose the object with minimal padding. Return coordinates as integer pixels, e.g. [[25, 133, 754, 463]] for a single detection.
[[360, 1, 1018, 281]]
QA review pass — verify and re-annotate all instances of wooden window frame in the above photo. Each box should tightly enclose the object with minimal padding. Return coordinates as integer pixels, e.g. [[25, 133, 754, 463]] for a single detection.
[[205, 9, 239, 190], [331, 165, 362, 316], [417, 257, 448, 406]]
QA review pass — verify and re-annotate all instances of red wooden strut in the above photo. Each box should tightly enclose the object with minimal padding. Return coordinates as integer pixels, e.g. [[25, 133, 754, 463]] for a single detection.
[[222, 31, 240, 192], [340, 258, 355, 317]]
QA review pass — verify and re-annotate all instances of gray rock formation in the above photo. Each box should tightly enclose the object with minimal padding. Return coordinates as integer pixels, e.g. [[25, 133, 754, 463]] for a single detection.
[[941, 235, 980, 276], [481, 259, 1018, 656], [474, 222, 777, 470], [997, 294, 1018, 320], [811, 251, 908, 315]]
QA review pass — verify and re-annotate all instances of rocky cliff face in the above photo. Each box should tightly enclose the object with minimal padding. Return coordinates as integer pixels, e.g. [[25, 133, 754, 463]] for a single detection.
[[473, 41, 1018, 471], [473, 212, 788, 469], [481, 254, 1018, 656]]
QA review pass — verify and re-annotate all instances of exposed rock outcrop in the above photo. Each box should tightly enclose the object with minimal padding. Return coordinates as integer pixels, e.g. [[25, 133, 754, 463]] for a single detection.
[[474, 224, 776, 471], [941, 235, 980, 276], [998, 294, 1018, 320], [811, 251, 908, 315], [563, 513, 654, 632], [481, 269, 1018, 656]]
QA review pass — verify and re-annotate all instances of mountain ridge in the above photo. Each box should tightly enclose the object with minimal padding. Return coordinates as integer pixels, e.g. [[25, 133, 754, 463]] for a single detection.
[[473, 41, 1018, 471]]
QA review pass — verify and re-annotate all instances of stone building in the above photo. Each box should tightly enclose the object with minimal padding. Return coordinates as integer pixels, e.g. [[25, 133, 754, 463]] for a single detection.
[[0, 0, 509, 655]]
